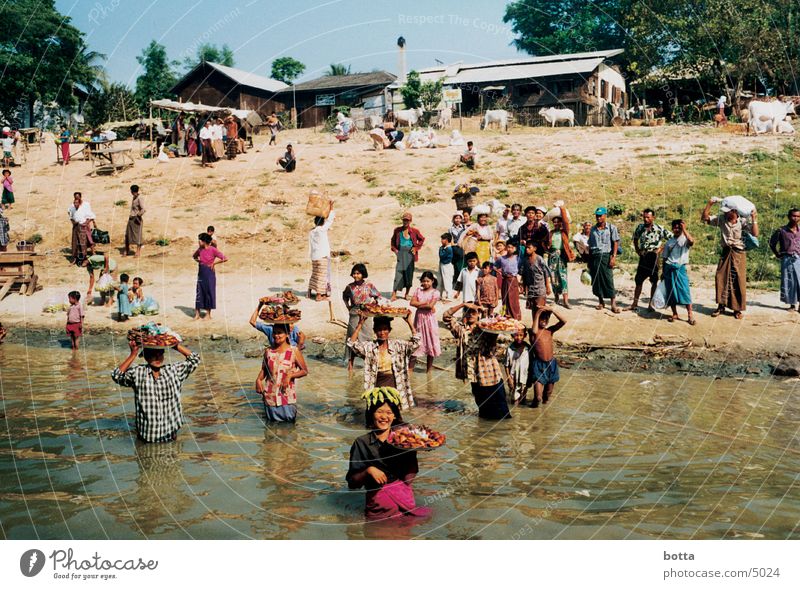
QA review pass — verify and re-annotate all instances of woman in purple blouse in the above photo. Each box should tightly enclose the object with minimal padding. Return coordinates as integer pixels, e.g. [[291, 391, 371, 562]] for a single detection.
[[192, 232, 228, 320]]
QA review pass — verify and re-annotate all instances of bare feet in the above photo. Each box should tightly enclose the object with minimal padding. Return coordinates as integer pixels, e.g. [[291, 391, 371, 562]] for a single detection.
[[611, 306, 621, 314]]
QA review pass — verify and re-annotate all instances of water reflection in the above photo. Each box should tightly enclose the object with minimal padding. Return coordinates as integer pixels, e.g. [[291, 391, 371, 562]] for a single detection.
[[0, 343, 798, 539]]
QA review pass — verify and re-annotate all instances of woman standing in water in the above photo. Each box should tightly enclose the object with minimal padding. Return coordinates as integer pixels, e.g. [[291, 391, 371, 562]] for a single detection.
[[346, 388, 431, 520], [347, 313, 419, 410], [255, 324, 308, 423]]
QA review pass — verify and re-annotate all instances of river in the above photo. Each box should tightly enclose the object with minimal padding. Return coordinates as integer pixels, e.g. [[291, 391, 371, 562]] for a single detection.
[[0, 342, 798, 539]]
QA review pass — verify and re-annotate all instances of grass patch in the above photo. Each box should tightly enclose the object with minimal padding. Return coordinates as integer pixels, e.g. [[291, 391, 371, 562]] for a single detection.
[[624, 129, 654, 138], [352, 167, 378, 187], [568, 155, 595, 165], [27, 233, 43, 244], [389, 189, 431, 208], [114, 200, 127, 207], [155, 237, 170, 247], [221, 214, 248, 221]]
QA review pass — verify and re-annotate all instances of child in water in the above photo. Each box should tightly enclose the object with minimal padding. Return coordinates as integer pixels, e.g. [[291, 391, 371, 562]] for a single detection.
[[346, 387, 432, 520], [527, 305, 566, 408]]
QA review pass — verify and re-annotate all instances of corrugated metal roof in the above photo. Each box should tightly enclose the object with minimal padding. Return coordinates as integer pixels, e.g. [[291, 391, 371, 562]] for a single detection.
[[206, 62, 288, 93], [276, 71, 396, 94], [418, 49, 622, 84], [449, 57, 605, 84]]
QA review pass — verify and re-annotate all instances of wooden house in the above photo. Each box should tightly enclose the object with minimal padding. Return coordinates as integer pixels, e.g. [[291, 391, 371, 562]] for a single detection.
[[417, 50, 627, 126], [170, 61, 288, 118]]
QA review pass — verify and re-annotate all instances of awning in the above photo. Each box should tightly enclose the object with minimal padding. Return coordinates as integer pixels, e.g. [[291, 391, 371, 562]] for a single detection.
[[149, 99, 262, 126], [100, 118, 162, 130]]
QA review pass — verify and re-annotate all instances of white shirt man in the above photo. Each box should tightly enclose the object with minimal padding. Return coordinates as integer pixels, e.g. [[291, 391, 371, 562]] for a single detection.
[[211, 124, 223, 141], [2, 135, 14, 154], [199, 125, 212, 141], [68, 200, 96, 225]]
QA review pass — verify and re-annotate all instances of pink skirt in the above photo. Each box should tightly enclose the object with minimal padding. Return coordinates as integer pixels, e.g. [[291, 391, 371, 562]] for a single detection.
[[413, 309, 441, 357], [365, 480, 432, 520]]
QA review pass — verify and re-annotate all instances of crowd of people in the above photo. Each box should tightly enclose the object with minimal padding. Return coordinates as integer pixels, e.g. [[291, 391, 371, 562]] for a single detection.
[[4, 119, 799, 524]]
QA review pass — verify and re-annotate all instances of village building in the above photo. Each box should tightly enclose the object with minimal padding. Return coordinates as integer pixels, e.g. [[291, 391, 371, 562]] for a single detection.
[[170, 61, 288, 118], [273, 71, 396, 128], [416, 49, 627, 126]]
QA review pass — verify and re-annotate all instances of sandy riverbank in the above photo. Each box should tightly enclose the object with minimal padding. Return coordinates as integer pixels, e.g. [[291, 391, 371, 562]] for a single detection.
[[2, 124, 800, 375]]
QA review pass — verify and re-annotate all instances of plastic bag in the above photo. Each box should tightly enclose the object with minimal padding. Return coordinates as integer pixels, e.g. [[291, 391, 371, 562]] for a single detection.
[[157, 150, 169, 162], [580, 269, 592, 285], [720, 195, 755, 217], [545, 206, 572, 224], [651, 280, 667, 309], [95, 273, 117, 293]]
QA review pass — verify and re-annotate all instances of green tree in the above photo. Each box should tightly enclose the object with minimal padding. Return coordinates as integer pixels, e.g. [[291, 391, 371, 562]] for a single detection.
[[135, 41, 178, 110], [271, 57, 306, 84], [0, 0, 106, 125], [84, 83, 139, 127], [400, 71, 422, 109], [326, 63, 351, 76], [503, 0, 626, 57], [183, 43, 235, 71]]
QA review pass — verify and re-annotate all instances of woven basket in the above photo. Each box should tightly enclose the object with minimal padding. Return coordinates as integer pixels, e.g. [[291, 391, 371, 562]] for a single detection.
[[16, 241, 34, 252], [453, 193, 476, 210]]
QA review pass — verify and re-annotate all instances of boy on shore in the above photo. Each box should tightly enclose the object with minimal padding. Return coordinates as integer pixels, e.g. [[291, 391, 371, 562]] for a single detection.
[[520, 240, 551, 319], [455, 251, 480, 304], [476, 261, 500, 316], [439, 233, 454, 301], [527, 305, 566, 408], [66, 291, 84, 350]]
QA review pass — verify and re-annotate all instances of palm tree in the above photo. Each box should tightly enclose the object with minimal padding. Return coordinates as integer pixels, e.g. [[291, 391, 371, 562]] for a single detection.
[[326, 63, 351, 76]]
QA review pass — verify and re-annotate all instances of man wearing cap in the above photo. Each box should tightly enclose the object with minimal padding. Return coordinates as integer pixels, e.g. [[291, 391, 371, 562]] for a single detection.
[[588, 207, 621, 313], [391, 212, 425, 300], [630, 208, 671, 313], [701, 197, 758, 319]]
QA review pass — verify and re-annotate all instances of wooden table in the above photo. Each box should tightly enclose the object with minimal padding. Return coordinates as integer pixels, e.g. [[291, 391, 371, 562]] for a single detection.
[[0, 251, 39, 301], [89, 146, 135, 176]]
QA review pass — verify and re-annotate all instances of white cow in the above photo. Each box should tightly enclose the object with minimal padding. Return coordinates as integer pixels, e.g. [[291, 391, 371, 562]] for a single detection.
[[395, 107, 424, 127], [539, 107, 575, 127], [481, 109, 510, 132], [437, 106, 452, 129], [748, 99, 796, 135]]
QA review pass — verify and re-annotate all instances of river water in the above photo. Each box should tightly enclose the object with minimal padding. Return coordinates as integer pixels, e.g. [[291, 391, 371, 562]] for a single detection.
[[0, 342, 798, 540]]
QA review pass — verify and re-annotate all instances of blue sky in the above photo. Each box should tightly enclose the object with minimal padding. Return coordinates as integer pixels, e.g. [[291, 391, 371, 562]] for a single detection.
[[57, 0, 525, 85]]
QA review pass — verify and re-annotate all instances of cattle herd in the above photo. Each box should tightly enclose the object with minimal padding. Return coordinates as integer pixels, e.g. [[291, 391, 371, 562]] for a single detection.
[[352, 96, 799, 135]]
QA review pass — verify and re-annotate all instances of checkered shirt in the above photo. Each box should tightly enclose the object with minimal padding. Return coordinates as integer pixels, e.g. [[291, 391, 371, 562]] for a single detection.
[[347, 335, 421, 409], [111, 353, 200, 442], [443, 311, 503, 386]]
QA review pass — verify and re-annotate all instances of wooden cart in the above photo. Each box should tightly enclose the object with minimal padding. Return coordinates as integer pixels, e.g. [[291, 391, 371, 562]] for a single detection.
[[0, 251, 39, 301]]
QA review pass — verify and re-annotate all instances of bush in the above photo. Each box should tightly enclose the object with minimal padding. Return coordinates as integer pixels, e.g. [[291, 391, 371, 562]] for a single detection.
[[607, 203, 625, 217], [28, 233, 43, 244], [155, 237, 170, 246], [114, 200, 127, 207]]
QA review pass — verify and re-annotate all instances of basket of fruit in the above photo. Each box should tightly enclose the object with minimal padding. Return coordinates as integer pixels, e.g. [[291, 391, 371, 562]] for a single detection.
[[259, 306, 302, 324], [128, 323, 182, 349], [362, 303, 409, 318], [387, 424, 446, 451], [477, 317, 526, 335], [259, 291, 299, 306]]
